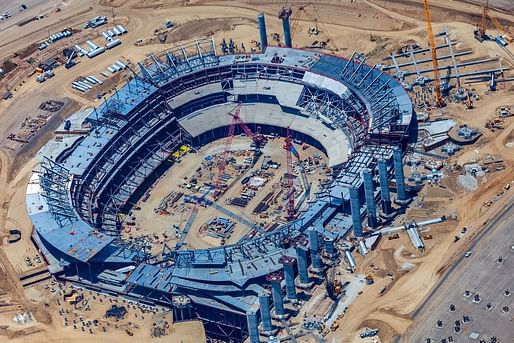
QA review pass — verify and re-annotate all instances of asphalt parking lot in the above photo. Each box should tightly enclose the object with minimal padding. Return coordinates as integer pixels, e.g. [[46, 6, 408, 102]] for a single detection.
[[404, 203, 514, 343]]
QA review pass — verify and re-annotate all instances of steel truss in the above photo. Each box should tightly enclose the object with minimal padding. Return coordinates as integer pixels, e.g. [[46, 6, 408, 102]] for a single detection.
[[296, 85, 368, 148], [331, 145, 393, 188], [39, 157, 78, 227], [197, 307, 247, 343], [137, 38, 219, 86], [340, 52, 401, 134], [72, 94, 170, 225], [109, 236, 152, 262], [129, 285, 174, 305], [171, 218, 306, 268], [98, 125, 191, 234]]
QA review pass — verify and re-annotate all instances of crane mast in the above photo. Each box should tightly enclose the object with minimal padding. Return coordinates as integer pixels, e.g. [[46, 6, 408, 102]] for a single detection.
[[213, 103, 264, 200], [284, 127, 296, 221], [214, 106, 238, 199], [423, 0, 445, 107], [480, 0, 489, 37]]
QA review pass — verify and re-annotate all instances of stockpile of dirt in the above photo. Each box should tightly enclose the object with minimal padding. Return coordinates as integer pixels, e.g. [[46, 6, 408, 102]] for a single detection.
[[169, 17, 258, 43]]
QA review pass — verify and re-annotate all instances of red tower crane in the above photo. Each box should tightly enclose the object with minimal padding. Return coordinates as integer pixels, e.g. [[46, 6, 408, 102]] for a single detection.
[[283, 127, 298, 221], [213, 103, 264, 200]]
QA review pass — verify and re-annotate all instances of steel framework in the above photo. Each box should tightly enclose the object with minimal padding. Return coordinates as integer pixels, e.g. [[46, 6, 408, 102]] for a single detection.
[[137, 38, 219, 86], [39, 157, 78, 227], [339, 52, 403, 135]]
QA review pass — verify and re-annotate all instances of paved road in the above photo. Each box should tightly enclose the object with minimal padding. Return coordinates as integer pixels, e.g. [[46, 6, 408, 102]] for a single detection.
[[403, 197, 514, 343]]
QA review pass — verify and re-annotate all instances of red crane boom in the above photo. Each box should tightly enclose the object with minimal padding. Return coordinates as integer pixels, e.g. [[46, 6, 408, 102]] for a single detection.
[[284, 127, 296, 221], [213, 103, 264, 200]]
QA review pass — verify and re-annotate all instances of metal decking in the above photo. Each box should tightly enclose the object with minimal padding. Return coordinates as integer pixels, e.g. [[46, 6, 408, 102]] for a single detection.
[[27, 43, 413, 342]]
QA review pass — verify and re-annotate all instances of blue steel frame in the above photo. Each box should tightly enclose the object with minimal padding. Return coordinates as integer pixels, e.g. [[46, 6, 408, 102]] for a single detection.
[[31, 44, 414, 343], [39, 157, 77, 228]]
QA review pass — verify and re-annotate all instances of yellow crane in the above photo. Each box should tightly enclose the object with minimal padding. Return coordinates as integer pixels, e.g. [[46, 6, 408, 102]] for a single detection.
[[289, 2, 339, 51], [490, 15, 513, 43], [474, 0, 489, 41], [480, 0, 489, 37], [423, 0, 445, 107]]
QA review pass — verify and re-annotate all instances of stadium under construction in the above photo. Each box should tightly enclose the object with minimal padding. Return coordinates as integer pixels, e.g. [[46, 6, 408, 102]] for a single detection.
[[26, 13, 416, 343]]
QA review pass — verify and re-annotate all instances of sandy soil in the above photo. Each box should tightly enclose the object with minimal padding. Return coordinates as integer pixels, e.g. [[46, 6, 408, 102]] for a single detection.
[[129, 136, 327, 251]]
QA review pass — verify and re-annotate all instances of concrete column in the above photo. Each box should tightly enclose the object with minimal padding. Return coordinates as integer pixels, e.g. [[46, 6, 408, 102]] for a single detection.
[[282, 18, 292, 47], [324, 236, 336, 256], [349, 186, 363, 237], [362, 169, 378, 229], [266, 272, 284, 316], [279, 8, 293, 48], [258, 293, 273, 332], [279, 255, 297, 300], [393, 147, 408, 203], [257, 13, 268, 50], [246, 310, 260, 343], [295, 246, 309, 284], [378, 159, 393, 215], [308, 228, 322, 270]]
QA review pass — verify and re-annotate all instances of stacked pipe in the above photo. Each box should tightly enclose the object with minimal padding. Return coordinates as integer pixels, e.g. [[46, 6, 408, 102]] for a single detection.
[[85, 40, 105, 58], [107, 60, 127, 74], [71, 76, 103, 93], [48, 29, 72, 44]]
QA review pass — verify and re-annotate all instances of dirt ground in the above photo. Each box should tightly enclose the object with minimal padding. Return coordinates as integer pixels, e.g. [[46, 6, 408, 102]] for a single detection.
[[0, 279, 205, 343], [128, 136, 327, 251], [0, 0, 513, 342]]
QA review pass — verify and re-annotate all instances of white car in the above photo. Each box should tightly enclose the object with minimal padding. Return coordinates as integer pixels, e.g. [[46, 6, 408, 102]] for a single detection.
[[464, 251, 472, 258]]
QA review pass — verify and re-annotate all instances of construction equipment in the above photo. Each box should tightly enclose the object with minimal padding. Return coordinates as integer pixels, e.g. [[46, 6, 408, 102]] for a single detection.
[[175, 188, 211, 250], [466, 91, 474, 109], [474, 0, 489, 42], [422, 0, 445, 107], [490, 15, 513, 43], [290, 3, 312, 42], [105, 305, 127, 320], [441, 66, 452, 96], [288, 3, 339, 51], [324, 265, 342, 300], [63, 289, 84, 305], [329, 322, 339, 332], [213, 103, 263, 199], [283, 126, 297, 221]]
